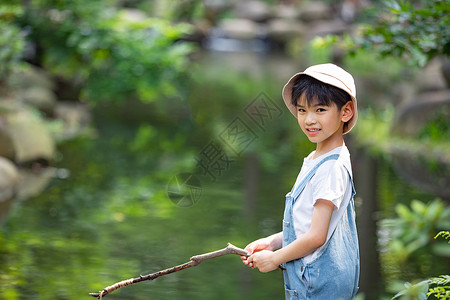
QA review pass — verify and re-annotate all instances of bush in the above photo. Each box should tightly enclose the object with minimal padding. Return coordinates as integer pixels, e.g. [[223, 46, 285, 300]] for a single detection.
[[1, 0, 195, 103]]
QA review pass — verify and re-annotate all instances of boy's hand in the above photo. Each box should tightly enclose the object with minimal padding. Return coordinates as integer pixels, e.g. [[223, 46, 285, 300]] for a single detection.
[[241, 233, 283, 268], [241, 238, 272, 268], [247, 250, 279, 273]]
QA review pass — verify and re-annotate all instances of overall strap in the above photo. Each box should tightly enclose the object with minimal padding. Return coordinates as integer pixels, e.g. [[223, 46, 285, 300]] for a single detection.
[[291, 154, 339, 204]]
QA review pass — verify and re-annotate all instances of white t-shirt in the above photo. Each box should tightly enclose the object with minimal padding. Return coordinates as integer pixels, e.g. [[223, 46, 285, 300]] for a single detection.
[[290, 145, 353, 263]]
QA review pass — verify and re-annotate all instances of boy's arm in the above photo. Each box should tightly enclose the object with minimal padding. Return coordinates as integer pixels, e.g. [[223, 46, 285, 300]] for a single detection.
[[248, 199, 334, 272]]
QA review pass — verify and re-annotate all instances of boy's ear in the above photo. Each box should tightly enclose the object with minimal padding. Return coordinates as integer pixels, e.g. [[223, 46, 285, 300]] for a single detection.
[[341, 101, 354, 122]]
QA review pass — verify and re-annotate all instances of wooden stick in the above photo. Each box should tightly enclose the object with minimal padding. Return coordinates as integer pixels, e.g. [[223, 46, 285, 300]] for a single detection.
[[88, 243, 248, 299]]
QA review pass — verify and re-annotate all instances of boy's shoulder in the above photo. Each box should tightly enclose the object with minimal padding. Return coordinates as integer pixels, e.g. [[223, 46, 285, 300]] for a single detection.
[[314, 146, 352, 178]]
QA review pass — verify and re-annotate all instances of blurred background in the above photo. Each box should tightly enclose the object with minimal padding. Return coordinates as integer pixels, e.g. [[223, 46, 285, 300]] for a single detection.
[[0, 0, 449, 299]]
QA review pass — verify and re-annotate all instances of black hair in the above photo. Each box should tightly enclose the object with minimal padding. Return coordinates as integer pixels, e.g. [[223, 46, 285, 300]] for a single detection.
[[291, 75, 351, 110]]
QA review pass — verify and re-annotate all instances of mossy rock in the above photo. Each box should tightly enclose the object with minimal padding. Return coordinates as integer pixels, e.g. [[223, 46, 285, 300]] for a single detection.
[[0, 156, 19, 203], [16, 168, 55, 200], [0, 101, 55, 163]]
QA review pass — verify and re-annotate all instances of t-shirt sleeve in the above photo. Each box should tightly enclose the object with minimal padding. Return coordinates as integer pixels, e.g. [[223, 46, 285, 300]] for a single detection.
[[310, 161, 348, 209]]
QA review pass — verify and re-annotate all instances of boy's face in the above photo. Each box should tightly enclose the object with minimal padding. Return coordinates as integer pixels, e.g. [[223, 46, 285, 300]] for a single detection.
[[295, 95, 352, 147]]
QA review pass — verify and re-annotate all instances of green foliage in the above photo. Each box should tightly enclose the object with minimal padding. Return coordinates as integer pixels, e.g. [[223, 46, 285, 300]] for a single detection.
[[357, 0, 450, 67], [352, 105, 395, 152], [392, 280, 429, 300], [23, 0, 194, 103], [428, 275, 450, 299], [435, 231, 450, 244], [1, 1, 194, 103], [313, 0, 450, 67], [382, 199, 450, 264], [0, 4, 25, 85], [380, 199, 450, 288], [390, 233, 450, 300], [419, 109, 450, 143]]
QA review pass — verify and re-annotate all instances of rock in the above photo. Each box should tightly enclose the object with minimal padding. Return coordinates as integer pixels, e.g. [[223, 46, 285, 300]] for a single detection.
[[19, 86, 57, 115], [10, 65, 57, 114], [119, 8, 148, 22], [216, 18, 262, 40], [340, 0, 357, 23], [0, 157, 19, 203], [12, 65, 55, 91], [16, 167, 55, 200], [442, 58, 450, 87], [234, 0, 273, 22], [0, 101, 55, 163], [305, 19, 350, 38], [0, 122, 15, 161], [54, 102, 91, 141], [267, 18, 304, 45], [274, 4, 301, 20], [417, 58, 447, 92], [298, 1, 332, 23]]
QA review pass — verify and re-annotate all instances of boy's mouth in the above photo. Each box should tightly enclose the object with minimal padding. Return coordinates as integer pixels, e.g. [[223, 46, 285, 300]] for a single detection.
[[306, 128, 321, 136]]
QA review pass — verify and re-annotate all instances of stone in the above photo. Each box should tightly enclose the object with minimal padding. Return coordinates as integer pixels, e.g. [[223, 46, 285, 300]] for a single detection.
[[19, 86, 57, 115], [0, 123, 15, 161], [119, 8, 148, 22], [12, 65, 55, 91], [305, 19, 350, 38], [0, 102, 55, 163], [273, 4, 301, 20], [267, 18, 304, 45], [441, 58, 450, 87], [234, 0, 272, 22], [0, 157, 19, 203], [9, 65, 57, 114], [54, 102, 91, 141], [16, 168, 55, 200], [298, 1, 332, 23], [417, 58, 447, 92], [216, 18, 262, 40]]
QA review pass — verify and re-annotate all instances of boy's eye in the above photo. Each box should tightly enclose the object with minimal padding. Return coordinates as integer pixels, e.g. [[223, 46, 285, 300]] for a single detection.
[[298, 108, 305, 113], [316, 108, 326, 112]]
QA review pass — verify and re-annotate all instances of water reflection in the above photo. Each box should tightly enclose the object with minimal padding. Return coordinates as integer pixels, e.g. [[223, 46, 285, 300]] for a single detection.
[[0, 53, 446, 300]]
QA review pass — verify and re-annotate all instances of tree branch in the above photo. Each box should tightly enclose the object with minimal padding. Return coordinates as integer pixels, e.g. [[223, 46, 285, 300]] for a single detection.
[[88, 243, 248, 299]]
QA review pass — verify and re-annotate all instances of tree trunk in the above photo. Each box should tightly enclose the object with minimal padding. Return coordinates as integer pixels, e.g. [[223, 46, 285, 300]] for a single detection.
[[353, 146, 383, 299]]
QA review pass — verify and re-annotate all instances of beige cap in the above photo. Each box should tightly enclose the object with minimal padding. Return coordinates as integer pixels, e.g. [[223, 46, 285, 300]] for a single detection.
[[282, 63, 358, 134]]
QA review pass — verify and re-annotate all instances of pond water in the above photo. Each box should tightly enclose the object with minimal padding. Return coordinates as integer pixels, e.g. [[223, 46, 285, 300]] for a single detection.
[[0, 52, 443, 300]]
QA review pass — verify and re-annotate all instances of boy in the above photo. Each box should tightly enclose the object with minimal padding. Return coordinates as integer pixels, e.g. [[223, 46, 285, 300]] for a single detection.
[[242, 63, 360, 299]]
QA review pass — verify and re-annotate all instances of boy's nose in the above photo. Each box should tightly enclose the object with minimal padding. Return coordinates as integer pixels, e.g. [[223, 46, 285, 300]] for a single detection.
[[305, 113, 316, 125]]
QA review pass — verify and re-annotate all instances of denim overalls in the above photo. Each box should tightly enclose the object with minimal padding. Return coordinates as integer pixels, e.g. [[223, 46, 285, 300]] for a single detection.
[[282, 154, 360, 300]]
